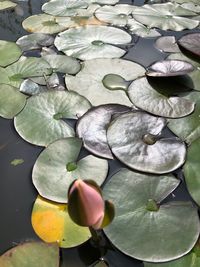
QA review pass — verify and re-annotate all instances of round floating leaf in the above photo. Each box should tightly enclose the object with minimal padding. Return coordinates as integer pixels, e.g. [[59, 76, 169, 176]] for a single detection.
[[0, 0, 16, 11], [184, 139, 200, 209], [42, 0, 88, 17], [103, 168, 200, 262], [146, 60, 194, 77], [76, 104, 131, 159], [178, 33, 200, 58], [54, 25, 131, 60], [168, 52, 200, 91], [127, 19, 161, 38], [0, 84, 27, 119], [0, 40, 22, 67], [181, 3, 200, 13], [107, 112, 186, 174], [42, 54, 81, 74], [95, 4, 135, 26], [65, 58, 145, 106], [168, 91, 200, 144], [22, 14, 70, 34], [0, 57, 52, 88], [16, 33, 54, 52], [14, 91, 91, 146], [31, 196, 91, 248], [0, 241, 59, 267], [174, 0, 199, 5], [20, 79, 48, 95], [132, 3, 199, 31], [144, 240, 200, 267], [154, 36, 180, 53], [32, 137, 108, 203], [90, 0, 119, 3], [128, 77, 195, 118]]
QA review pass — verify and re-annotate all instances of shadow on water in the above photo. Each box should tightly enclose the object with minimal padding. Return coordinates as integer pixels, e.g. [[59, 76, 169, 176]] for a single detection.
[[0, 0, 199, 266]]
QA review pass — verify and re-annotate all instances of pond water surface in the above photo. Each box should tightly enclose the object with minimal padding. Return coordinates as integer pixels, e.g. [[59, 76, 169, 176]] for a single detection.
[[0, 1, 199, 266]]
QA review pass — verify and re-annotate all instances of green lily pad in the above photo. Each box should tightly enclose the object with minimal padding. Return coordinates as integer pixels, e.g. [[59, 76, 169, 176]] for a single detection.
[[0, 241, 59, 267], [65, 58, 145, 106], [146, 60, 194, 77], [154, 36, 180, 53], [132, 3, 199, 31], [178, 33, 200, 58], [0, 0, 16, 11], [32, 137, 108, 203], [184, 138, 200, 208], [32, 196, 91, 248], [22, 14, 70, 34], [107, 111, 186, 174], [181, 3, 200, 13], [168, 52, 200, 91], [0, 57, 52, 88], [14, 90, 91, 146], [54, 25, 131, 60], [42, 54, 81, 74], [42, 0, 88, 17], [127, 19, 161, 38], [90, 0, 119, 3], [174, 0, 199, 4], [168, 91, 200, 144], [76, 104, 131, 159], [0, 40, 22, 67], [0, 84, 27, 119], [128, 77, 195, 118], [19, 79, 48, 95], [95, 4, 135, 26], [103, 168, 200, 262], [16, 33, 54, 52]]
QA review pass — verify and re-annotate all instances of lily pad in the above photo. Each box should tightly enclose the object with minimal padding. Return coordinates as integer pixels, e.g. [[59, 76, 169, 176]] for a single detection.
[[0, 40, 22, 67], [144, 242, 200, 267], [0, 84, 27, 119], [42, 0, 88, 17], [42, 54, 81, 74], [184, 138, 200, 208], [19, 79, 48, 95], [127, 19, 161, 38], [95, 4, 135, 26], [31, 196, 91, 248], [16, 33, 54, 52], [168, 91, 200, 144], [0, 57, 52, 88], [103, 168, 200, 262], [0, 0, 16, 11], [154, 36, 180, 53], [54, 25, 131, 60], [174, 0, 199, 4], [22, 14, 70, 34], [128, 77, 195, 118], [14, 90, 91, 146], [132, 3, 199, 31], [178, 33, 200, 58], [146, 60, 194, 77], [32, 137, 108, 203], [76, 104, 131, 159], [181, 3, 200, 13], [107, 111, 186, 174], [90, 0, 119, 3], [0, 241, 59, 267], [65, 58, 145, 106], [168, 52, 200, 91]]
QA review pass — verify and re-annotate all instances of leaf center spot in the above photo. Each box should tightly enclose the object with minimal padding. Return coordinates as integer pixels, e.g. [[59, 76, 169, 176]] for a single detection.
[[66, 162, 77, 172], [92, 40, 105, 46], [42, 20, 57, 26], [53, 113, 63, 120], [102, 74, 129, 91], [118, 13, 127, 19], [146, 199, 159, 212], [142, 134, 157, 145]]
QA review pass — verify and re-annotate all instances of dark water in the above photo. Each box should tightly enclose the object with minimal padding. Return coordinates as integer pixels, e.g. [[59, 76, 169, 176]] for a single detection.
[[0, 1, 199, 266]]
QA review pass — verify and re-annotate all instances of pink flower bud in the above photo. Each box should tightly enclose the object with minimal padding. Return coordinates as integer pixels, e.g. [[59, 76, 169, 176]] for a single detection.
[[68, 179, 105, 229]]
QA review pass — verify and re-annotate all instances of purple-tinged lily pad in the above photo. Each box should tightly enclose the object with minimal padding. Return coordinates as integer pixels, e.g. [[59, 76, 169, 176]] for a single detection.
[[178, 33, 200, 58]]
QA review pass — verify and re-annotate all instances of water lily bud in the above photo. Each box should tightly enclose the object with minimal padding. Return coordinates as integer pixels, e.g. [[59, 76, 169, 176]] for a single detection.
[[68, 179, 105, 229]]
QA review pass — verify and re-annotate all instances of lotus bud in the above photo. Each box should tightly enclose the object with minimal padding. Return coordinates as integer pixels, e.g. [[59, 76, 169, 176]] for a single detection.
[[68, 179, 115, 230]]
